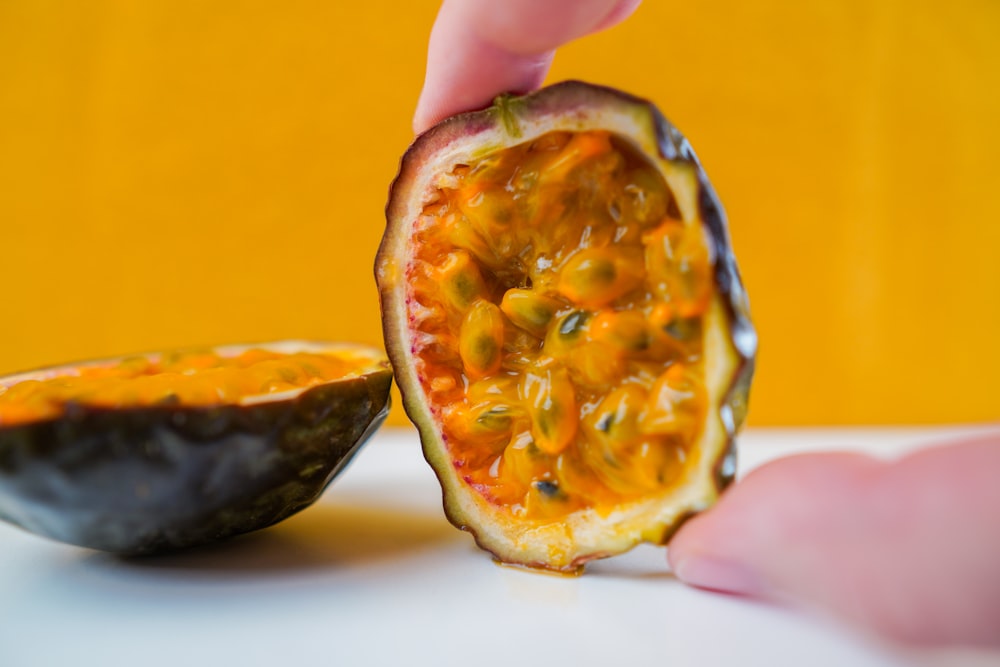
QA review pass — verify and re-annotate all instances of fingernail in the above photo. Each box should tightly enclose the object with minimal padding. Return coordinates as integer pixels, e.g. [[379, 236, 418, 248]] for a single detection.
[[672, 555, 764, 596]]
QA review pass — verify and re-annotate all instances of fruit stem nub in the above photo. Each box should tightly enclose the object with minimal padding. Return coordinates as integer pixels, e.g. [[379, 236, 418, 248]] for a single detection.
[[492, 94, 523, 139]]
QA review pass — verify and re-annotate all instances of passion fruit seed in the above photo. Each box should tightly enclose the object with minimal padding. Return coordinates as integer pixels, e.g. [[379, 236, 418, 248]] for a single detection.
[[439, 250, 487, 311], [556, 247, 645, 308], [541, 310, 591, 360], [584, 383, 648, 449], [500, 288, 562, 337], [444, 400, 516, 449], [639, 364, 704, 441], [590, 310, 652, 352], [540, 131, 614, 184], [521, 359, 578, 456], [565, 341, 625, 389], [501, 430, 547, 490], [466, 376, 518, 403], [643, 220, 712, 318], [441, 211, 502, 270], [459, 299, 505, 379], [623, 167, 672, 226]]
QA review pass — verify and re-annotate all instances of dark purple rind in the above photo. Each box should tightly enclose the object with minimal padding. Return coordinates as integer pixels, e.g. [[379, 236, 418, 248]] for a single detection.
[[0, 366, 392, 554], [377, 81, 756, 567]]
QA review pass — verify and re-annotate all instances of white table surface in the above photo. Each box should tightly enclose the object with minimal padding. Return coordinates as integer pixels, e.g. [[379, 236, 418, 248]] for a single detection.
[[1, 425, 998, 667]]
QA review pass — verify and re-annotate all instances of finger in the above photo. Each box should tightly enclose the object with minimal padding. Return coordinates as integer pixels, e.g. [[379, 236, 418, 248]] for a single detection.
[[413, 0, 642, 133], [667, 435, 1000, 647]]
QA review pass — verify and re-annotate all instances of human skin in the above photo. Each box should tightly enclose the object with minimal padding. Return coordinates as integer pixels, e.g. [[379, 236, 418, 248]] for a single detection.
[[413, 0, 642, 133], [413, 0, 1000, 648], [668, 437, 1000, 647]]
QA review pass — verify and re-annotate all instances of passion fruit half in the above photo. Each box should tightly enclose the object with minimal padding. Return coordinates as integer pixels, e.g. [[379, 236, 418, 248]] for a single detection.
[[377, 81, 756, 572], [0, 341, 391, 554]]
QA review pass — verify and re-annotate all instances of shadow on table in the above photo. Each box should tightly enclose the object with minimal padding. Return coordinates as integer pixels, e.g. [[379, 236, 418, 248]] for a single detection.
[[99, 499, 462, 576]]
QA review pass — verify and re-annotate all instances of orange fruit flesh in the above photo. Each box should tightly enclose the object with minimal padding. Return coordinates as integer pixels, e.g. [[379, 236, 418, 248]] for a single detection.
[[406, 130, 714, 520], [0, 349, 373, 426]]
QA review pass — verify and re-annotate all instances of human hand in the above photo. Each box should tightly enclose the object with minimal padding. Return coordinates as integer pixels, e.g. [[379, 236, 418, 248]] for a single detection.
[[668, 434, 1000, 647], [412, 0, 641, 133]]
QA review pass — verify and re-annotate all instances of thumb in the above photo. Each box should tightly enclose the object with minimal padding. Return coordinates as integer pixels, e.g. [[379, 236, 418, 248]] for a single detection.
[[667, 435, 1000, 648]]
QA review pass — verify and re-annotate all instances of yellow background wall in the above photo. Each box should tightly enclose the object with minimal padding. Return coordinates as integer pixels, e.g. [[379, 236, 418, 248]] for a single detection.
[[1, 1, 997, 425]]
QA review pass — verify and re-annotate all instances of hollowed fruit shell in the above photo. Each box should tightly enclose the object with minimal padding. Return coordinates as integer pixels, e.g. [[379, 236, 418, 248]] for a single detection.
[[0, 341, 392, 554], [377, 81, 756, 573]]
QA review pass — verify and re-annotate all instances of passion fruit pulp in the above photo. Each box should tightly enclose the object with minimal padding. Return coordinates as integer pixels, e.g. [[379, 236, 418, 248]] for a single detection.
[[0, 341, 391, 554], [377, 81, 755, 572]]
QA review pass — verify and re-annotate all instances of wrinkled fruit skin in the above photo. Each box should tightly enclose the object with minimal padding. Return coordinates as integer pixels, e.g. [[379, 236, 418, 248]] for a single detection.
[[0, 352, 392, 554], [377, 81, 756, 572]]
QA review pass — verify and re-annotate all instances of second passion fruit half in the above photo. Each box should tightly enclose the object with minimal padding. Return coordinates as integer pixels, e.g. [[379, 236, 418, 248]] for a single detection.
[[377, 81, 756, 572], [0, 341, 391, 554]]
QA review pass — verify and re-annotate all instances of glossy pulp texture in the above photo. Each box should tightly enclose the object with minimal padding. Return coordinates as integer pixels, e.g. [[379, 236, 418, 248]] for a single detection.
[[405, 130, 712, 520], [0, 344, 392, 554], [0, 347, 380, 426], [378, 82, 756, 571]]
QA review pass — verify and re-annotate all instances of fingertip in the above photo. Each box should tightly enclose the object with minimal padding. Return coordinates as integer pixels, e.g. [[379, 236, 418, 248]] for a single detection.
[[669, 551, 767, 597], [413, 0, 638, 135], [667, 452, 883, 598], [412, 46, 552, 135], [668, 445, 1000, 647]]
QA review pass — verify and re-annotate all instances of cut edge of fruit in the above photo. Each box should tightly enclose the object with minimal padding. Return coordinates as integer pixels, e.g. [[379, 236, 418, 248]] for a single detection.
[[0, 340, 393, 425]]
